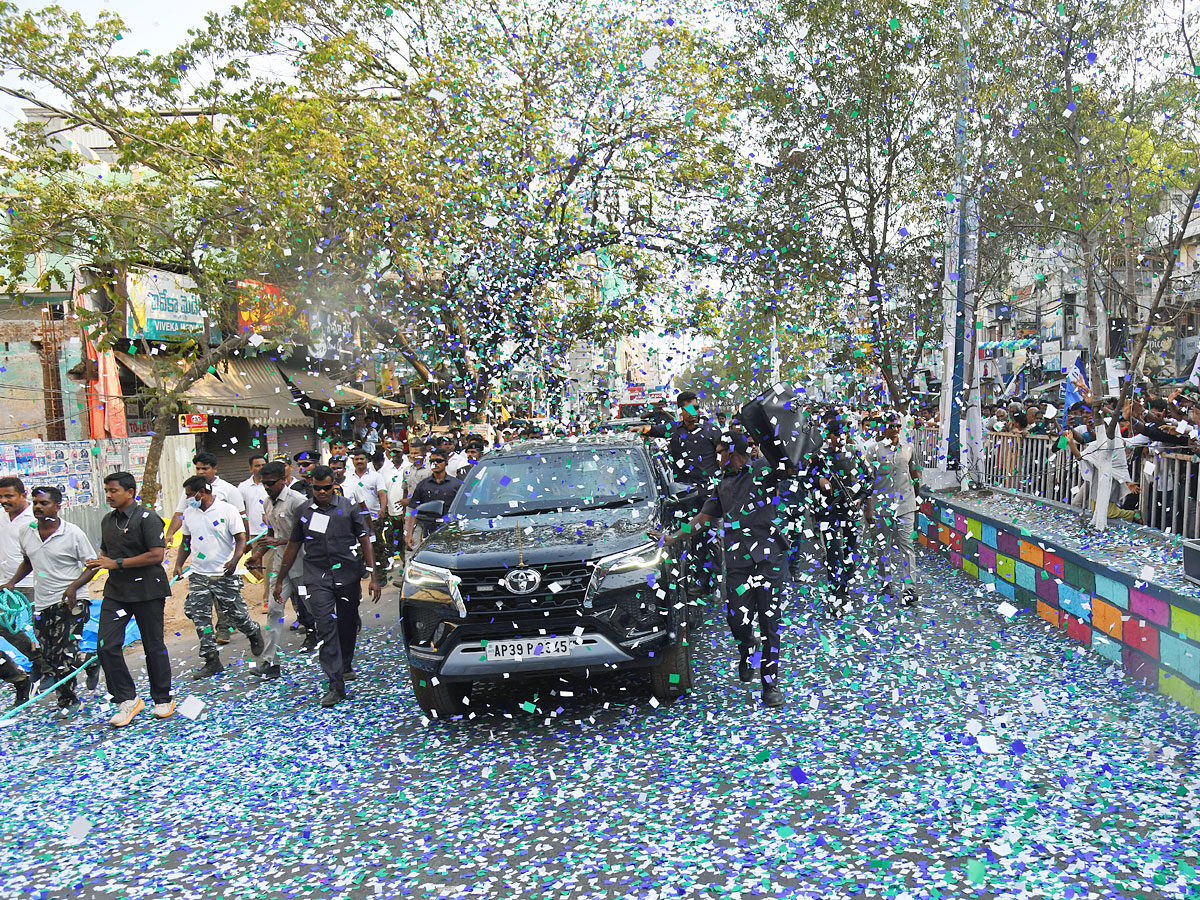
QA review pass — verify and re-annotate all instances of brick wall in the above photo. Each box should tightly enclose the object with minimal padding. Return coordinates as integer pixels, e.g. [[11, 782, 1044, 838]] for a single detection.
[[919, 497, 1200, 714]]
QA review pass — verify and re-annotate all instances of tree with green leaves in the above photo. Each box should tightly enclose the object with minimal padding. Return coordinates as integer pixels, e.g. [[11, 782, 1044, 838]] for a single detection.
[[198, 0, 736, 418], [721, 0, 964, 409]]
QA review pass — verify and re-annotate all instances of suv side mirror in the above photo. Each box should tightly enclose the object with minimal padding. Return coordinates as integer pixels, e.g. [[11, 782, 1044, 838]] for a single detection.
[[415, 500, 445, 524], [668, 482, 696, 501]]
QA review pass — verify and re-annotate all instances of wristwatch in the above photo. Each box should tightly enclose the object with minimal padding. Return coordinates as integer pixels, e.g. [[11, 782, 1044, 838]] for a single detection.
[[116, 558, 125, 570]]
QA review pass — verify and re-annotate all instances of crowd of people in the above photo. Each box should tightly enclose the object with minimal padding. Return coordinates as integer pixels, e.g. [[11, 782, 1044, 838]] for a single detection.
[[21, 386, 1145, 719], [0, 428, 496, 724], [910, 384, 1200, 526]]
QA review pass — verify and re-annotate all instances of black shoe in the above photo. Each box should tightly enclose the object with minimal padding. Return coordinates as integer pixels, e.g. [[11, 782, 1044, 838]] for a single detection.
[[86, 661, 101, 691], [300, 632, 318, 653], [320, 686, 345, 708], [250, 663, 281, 680], [737, 641, 759, 683], [289, 620, 302, 632], [57, 692, 78, 709], [11, 678, 31, 709], [342, 666, 357, 682], [762, 684, 785, 708], [903, 591, 919, 608], [191, 657, 223, 680], [248, 627, 265, 657]]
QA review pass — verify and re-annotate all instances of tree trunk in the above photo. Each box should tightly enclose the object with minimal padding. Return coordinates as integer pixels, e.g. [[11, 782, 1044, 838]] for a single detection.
[[135, 332, 252, 509], [1081, 233, 1107, 393], [137, 406, 179, 510]]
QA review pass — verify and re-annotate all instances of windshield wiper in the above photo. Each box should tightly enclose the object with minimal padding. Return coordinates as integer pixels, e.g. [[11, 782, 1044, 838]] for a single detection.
[[496, 503, 572, 517], [576, 496, 648, 511]]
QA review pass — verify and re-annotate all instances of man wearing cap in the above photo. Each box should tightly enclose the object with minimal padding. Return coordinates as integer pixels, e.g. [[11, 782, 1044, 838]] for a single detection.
[[291, 451, 317, 500], [275, 465, 382, 707], [663, 433, 790, 708]]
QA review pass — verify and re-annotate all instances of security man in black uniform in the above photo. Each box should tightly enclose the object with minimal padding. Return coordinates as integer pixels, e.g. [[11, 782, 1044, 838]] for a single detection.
[[808, 410, 869, 617], [275, 465, 381, 708], [642, 390, 723, 596], [664, 433, 790, 708], [641, 390, 722, 485]]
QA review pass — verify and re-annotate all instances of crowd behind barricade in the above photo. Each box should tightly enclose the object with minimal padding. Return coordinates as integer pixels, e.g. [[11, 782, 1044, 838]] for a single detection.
[[909, 384, 1200, 536]]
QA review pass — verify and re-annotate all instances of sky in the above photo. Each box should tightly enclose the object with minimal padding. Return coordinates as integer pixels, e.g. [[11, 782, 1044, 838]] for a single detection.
[[0, 0, 235, 127]]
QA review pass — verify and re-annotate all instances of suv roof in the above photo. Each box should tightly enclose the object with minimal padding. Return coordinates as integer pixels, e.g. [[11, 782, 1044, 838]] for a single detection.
[[495, 434, 645, 456]]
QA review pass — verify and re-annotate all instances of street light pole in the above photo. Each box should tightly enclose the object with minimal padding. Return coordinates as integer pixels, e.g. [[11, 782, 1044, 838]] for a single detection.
[[935, 0, 983, 490]]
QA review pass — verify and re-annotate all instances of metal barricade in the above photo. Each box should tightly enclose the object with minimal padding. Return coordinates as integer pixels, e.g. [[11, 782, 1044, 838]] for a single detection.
[[1140, 449, 1200, 540], [915, 424, 1199, 540]]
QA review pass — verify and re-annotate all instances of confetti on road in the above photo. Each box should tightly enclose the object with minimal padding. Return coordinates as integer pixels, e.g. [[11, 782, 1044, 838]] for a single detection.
[[1, 552, 1198, 899]]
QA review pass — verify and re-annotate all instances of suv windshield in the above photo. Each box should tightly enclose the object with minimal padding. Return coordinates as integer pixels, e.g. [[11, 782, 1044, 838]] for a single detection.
[[449, 448, 653, 519]]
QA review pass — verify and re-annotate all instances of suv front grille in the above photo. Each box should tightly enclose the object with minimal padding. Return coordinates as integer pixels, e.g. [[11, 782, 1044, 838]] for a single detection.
[[458, 562, 592, 614]]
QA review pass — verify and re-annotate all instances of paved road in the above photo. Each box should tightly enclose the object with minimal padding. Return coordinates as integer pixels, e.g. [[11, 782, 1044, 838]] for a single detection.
[[1, 553, 1198, 900]]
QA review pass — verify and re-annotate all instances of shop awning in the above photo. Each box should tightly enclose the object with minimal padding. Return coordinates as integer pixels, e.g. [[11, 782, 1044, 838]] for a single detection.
[[115, 352, 280, 424], [1029, 377, 1066, 396], [211, 356, 311, 426], [282, 364, 408, 416]]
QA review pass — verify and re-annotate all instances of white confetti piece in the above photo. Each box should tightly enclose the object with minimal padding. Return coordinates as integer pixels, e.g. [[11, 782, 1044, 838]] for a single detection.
[[66, 816, 91, 843], [178, 696, 206, 721]]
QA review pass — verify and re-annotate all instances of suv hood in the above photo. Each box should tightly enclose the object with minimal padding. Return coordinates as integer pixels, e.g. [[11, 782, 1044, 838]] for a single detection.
[[414, 508, 660, 571]]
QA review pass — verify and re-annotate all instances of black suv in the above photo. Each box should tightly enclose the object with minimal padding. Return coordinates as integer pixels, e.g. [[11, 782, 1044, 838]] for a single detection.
[[400, 435, 703, 717]]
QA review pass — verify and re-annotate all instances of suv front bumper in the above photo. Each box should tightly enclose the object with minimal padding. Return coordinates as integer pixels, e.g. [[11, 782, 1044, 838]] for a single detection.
[[414, 630, 638, 678]]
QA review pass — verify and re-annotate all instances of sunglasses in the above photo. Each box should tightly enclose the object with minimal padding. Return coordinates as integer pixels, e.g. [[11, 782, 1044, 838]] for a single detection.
[[312, 483, 336, 492], [261, 478, 283, 487]]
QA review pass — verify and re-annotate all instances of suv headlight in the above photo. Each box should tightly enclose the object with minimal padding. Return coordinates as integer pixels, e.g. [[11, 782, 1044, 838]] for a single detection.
[[584, 543, 666, 607], [402, 560, 465, 617]]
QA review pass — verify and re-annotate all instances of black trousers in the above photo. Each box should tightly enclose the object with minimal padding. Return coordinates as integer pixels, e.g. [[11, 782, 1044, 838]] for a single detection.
[[681, 529, 721, 597], [97, 597, 173, 705], [821, 515, 859, 601], [725, 562, 785, 685], [305, 579, 362, 694]]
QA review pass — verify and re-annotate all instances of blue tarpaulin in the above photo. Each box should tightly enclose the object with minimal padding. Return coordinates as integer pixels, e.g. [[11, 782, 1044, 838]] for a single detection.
[[0, 595, 140, 671]]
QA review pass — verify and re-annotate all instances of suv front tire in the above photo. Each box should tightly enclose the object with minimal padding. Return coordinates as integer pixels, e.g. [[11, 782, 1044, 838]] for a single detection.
[[410, 666, 471, 719]]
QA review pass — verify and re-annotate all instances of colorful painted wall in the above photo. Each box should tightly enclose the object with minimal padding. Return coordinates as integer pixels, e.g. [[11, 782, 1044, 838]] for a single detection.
[[918, 497, 1200, 715]]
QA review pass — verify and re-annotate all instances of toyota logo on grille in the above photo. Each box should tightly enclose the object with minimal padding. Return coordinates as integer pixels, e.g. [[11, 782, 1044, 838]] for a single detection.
[[504, 568, 542, 594]]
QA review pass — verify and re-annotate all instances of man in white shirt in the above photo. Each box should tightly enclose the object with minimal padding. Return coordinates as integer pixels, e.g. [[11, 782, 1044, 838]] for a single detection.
[[0, 476, 40, 706], [3, 486, 96, 714], [400, 441, 430, 501], [379, 445, 408, 582], [171, 475, 264, 679], [246, 462, 312, 677], [165, 452, 248, 643], [237, 454, 269, 536], [346, 447, 389, 578], [864, 413, 921, 607]]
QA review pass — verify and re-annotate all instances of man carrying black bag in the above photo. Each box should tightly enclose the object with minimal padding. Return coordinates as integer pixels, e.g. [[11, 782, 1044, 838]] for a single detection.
[[663, 433, 790, 708]]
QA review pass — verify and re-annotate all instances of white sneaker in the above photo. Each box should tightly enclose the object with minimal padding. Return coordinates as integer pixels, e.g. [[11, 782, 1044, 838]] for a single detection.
[[109, 697, 144, 728], [152, 700, 176, 720], [152, 700, 175, 724]]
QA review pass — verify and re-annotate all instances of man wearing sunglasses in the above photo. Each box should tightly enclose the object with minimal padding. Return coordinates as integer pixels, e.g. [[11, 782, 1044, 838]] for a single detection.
[[404, 451, 463, 551], [291, 451, 316, 501], [275, 466, 381, 707]]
